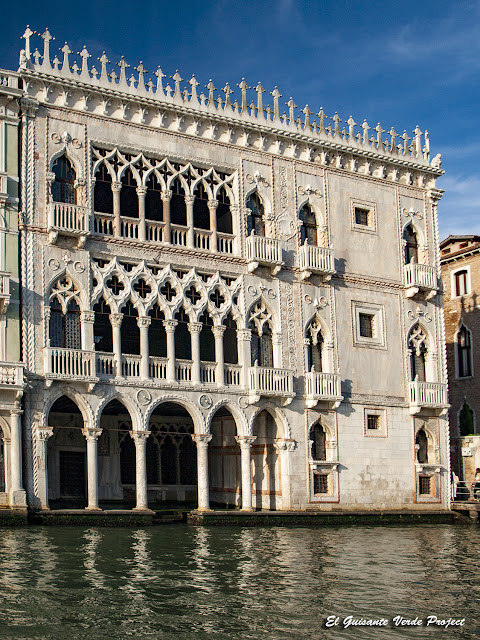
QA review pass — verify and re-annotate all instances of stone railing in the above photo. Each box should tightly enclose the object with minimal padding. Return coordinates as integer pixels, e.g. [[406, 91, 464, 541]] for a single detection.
[[44, 347, 96, 380], [176, 359, 192, 382], [249, 364, 294, 403], [171, 224, 188, 247], [305, 371, 342, 408], [246, 234, 283, 274], [217, 232, 234, 254], [200, 361, 216, 384], [299, 244, 335, 278], [93, 213, 114, 236], [120, 217, 139, 240], [225, 363, 242, 386], [409, 381, 448, 413], [194, 229, 212, 251], [122, 354, 141, 377], [149, 356, 167, 380], [48, 202, 89, 235], [146, 220, 165, 243], [96, 352, 115, 377], [0, 362, 23, 387], [404, 263, 437, 297]]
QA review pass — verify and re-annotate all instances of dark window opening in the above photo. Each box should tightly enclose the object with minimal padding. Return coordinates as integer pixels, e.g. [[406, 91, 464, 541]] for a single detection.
[[359, 313, 374, 338], [121, 301, 140, 355], [120, 434, 136, 484], [217, 187, 233, 234], [459, 402, 475, 436], [367, 414, 380, 430], [246, 192, 265, 236], [175, 309, 192, 360], [355, 207, 370, 226], [52, 156, 76, 204], [310, 424, 326, 460], [223, 314, 238, 364], [200, 313, 215, 362], [313, 473, 329, 495], [107, 275, 125, 296], [300, 204, 317, 245], [148, 306, 167, 358], [93, 298, 113, 352], [251, 323, 273, 367], [170, 180, 187, 226], [404, 224, 419, 264], [457, 326, 472, 377], [419, 475, 431, 495], [145, 173, 163, 221], [94, 163, 113, 214], [49, 298, 81, 349], [120, 168, 139, 218], [416, 429, 428, 464], [455, 270, 468, 296], [193, 182, 210, 230]]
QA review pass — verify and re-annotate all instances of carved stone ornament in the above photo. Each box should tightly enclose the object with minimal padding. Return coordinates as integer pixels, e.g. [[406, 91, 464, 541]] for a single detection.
[[403, 207, 423, 220], [136, 389, 152, 406], [74, 261, 85, 273], [305, 295, 328, 309], [246, 170, 269, 187], [407, 308, 432, 323], [238, 396, 249, 409], [48, 258, 60, 271], [72, 138, 82, 149], [51, 132, 61, 144], [199, 394, 213, 409], [298, 185, 322, 197]]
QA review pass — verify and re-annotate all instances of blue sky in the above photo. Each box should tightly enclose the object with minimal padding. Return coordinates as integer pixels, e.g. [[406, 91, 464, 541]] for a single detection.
[[2, 0, 479, 241]]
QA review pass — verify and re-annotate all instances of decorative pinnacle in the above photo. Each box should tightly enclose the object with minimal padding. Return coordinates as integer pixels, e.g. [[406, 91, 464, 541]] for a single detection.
[[22, 26, 35, 59], [79, 46, 90, 78], [189, 75, 200, 104], [136, 62, 146, 91], [302, 105, 312, 130], [154, 66, 165, 96], [271, 87, 282, 121], [237, 78, 250, 113], [117, 56, 130, 86], [206, 80, 216, 107], [171, 70, 183, 100], [287, 98, 297, 125], [255, 82, 265, 119], [61, 43, 72, 73], [40, 28, 54, 69]]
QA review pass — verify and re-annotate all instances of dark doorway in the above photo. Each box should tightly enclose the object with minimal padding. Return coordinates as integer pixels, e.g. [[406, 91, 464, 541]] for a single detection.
[[59, 451, 86, 498]]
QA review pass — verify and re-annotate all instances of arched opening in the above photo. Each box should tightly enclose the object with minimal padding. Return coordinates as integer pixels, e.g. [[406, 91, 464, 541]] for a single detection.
[[457, 326, 472, 377], [246, 192, 265, 236], [200, 312, 215, 362], [408, 325, 427, 382], [49, 298, 81, 349], [193, 182, 210, 230], [416, 428, 428, 464], [217, 187, 233, 234], [145, 173, 163, 221], [148, 305, 167, 358], [300, 203, 317, 245], [175, 308, 191, 361], [306, 317, 324, 372], [249, 302, 274, 368], [52, 155, 76, 204], [310, 423, 326, 461], [98, 399, 134, 504], [120, 168, 139, 218], [223, 313, 238, 364], [170, 179, 187, 226], [459, 402, 475, 436], [251, 410, 280, 509], [121, 301, 140, 355], [146, 402, 197, 504], [47, 396, 86, 507], [94, 163, 113, 214], [403, 224, 418, 264], [93, 297, 113, 353], [208, 407, 240, 507]]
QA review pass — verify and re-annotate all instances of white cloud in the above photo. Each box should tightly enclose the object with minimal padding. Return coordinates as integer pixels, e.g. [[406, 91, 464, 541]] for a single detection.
[[437, 173, 480, 238]]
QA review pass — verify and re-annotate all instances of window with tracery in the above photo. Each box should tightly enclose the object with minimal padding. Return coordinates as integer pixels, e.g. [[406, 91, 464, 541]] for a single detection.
[[145, 172, 163, 221], [146, 422, 197, 486], [306, 317, 324, 372], [120, 168, 139, 218], [246, 192, 265, 236], [217, 186, 233, 234], [52, 156, 76, 204], [408, 325, 427, 381], [121, 301, 140, 355], [457, 325, 472, 377], [249, 302, 274, 367], [49, 298, 81, 349], [193, 182, 210, 230], [403, 224, 418, 264], [94, 163, 113, 214], [93, 298, 113, 352], [300, 204, 317, 245]]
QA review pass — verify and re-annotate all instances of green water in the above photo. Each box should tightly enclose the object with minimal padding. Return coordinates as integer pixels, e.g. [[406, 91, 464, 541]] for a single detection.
[[0, 525, 478, 639]]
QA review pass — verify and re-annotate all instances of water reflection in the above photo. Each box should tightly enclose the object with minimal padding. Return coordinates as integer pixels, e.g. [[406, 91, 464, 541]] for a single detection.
[[0, 525, 478, 639]]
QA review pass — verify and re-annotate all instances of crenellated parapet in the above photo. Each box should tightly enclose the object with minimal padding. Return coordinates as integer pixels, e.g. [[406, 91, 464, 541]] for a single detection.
[[18, 27, 443, 179]]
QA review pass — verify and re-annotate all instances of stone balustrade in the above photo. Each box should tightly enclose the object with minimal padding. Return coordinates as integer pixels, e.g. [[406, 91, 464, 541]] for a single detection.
[[299, 244, 335, 278], [408, 381, 448, 414], [49, 202, 89, 235], [305, 371, 342, 408], [246, 234, 283, 274], [0, 362, 23, 387], [249, 364, 294, 403], [404, 263, 437, 297], [44, 347, 96, 381]]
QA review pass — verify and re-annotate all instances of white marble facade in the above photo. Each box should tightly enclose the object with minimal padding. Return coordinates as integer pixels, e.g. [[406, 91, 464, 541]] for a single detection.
[[2, 27, 450, 511]]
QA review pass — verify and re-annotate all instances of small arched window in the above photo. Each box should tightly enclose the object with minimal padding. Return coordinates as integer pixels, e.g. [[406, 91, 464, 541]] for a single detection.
[[403, 224, 418, 264], [246, 192, 265, 236], [93, 297, 112, 352], [310, 423, 326, 460], [459, 402, 475, 436], [416, 428, 428, 463], [300, 204, 317, 245], [251, 322, 273, 367], [175, 308, 192, 360], [306, 317, 324, 372], [145, 173, 163, 222], [121, 301, 139, 355], [199, 312, 215, 362], [148, 305, 166, 358], [457, 326, 472, 377], [408, 325, 427, 382], [52, 156, 76, 204], [217, 187, 233, 234], [49, 298, 81, 349], [223, 313, 238, 364], [94, 163, 113, 214], [193, 182, 210, 230], [120, 168, 139, 218], [170, 179, 187, 226]]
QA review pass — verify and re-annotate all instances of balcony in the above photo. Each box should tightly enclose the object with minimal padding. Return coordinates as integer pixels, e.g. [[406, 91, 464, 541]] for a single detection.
[[0, 362, 23, 391], [246, 234, 283, 275], [0, 271, 10, 314], [305, 372, 343, 408], [404, 263, 437, 299], [44, 348, 98, 387], [0, 172, 7, 199], [48, 202, 89, 247], [408, 381, 448, 415], [248, 364, 294, 405], [299, 244, 335, 280]]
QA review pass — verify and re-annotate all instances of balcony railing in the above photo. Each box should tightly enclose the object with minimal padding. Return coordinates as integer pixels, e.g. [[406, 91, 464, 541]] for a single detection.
[[120, 217, 139, 240], [93, 213, 114, 236], [96, 352, 115, 378], [217, 232, 234, 254], [0, 362, 23, 387], [171, 224, 188, 247], [299, 244, 335, 278], [246, 234, 283, 274], [408, 381, 448, 414], [146, 220, 165, 243], [225, 363, 242, 386], [248, 364, 294, 404], [200, 361, 216, 384], [44, 348, 97, 382], [122, 354, 141, 377], [305, 371, 343, 408], [404, 263, 437, 298], [149, 356, 167, 380], [194, 229, 211, 251], [176, 359, 192, 382], [48, 202, 89, 244]]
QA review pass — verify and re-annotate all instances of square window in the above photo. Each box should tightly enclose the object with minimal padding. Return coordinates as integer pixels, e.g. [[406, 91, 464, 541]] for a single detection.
[[355, 207, 370, 226], [367, 414, 380, 430], [419, 475, 431, 495], [313, 473, 329, 494], [364, 408, 387, 437], [359, 313, 374, 338]]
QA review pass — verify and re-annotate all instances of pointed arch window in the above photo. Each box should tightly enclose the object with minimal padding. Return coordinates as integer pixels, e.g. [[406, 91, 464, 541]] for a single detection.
[[120, 168, 139, 218], [170, 179, 187, 226], [200, 312, 215, 362], [94, 163, 113, 214], [121, 301, 140, 355], [300, 204, 318, 246], [457, 325, 472, 377], [408, 325, 427, 382], [249, 303, 274, 367], [145, 173, 163, 222], [223, 313, 238, 364], [148, 306, 166, 358], [246, 192, 265, 236], [193, 182, 210, 230], [459, 402, 475, 436], [306, 317, 324, 372], [93, 297, 113, 352], [403, 224, 419, 264], [175, 309, 192, 360], [217, 187, 233, 234], [49, 298, 81, 349], [416, 428, 428, 463], [52, 156, 76, 204], [310, 423, 327, 461]]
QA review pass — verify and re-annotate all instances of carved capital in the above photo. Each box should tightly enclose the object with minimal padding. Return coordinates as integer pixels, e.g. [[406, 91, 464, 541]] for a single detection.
[[130, 430, 151, 445], [237, 328, 252, 342], [192, 433, 213, 446], [207, 200, 219, 210], [136, 186, 148, 197], [187, 322, 203, 334], [235, 435, 256, 449], [185, 195, 196, 205], [36, 426, 54, 442], [212, 325, 227, 338], [82, 427, 102, 442], [109, 313, 124, 328], [274, 439, 296, 452], [46, 171, 56, 184], [161, 190, 172, 202], [112, 181, 122, 193], [163, 319, 178, 333], [81, 310, 95, 324], [137, 316, 152, 329]]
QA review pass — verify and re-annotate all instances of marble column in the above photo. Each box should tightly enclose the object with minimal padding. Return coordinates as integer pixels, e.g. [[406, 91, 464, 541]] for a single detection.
[[110, 313, 124, 378], [137, 186, 147, 242], [163, 319, 178, 383], [82, 427, 102, 510], [235, 436, 256, 511], [112, 181, 122, 236], [9, 409, 26, 507], [131, 430, 151, 511], [188, 322, 202, 384], [208, 200, 218, 252], [161, 190, 172, 243], [185, 194, 195, 249], [274, 440, 296, 510], [81, 310, 95, 352], [237, 328, 252, 388], [192, 434, 212, 511], [212, 325, 226, 386], [36, 427, 54, 509], [137, 316, 152, 379]]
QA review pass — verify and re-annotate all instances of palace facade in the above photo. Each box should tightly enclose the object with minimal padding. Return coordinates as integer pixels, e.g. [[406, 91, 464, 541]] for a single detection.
[[0, 27, 449, 511]]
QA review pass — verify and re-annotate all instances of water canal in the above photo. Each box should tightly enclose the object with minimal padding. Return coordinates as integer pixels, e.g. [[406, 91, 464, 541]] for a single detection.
[[0, 524, 478, 639]]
